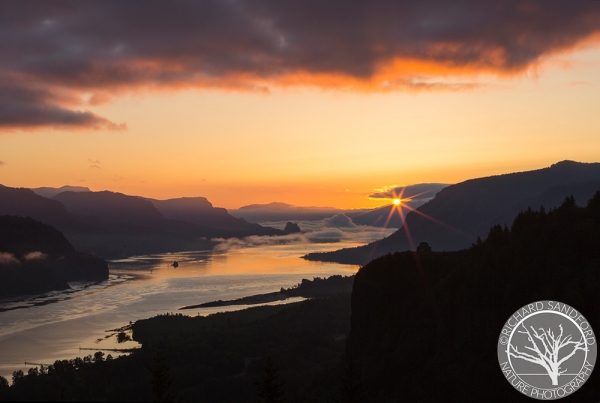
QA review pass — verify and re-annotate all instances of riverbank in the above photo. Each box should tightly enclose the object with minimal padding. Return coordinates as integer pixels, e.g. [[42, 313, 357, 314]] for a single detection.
[[180, 274, 354, 309]]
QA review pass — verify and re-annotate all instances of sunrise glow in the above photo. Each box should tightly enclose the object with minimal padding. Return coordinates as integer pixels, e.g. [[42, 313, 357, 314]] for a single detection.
[[0, 2, 599, 210]]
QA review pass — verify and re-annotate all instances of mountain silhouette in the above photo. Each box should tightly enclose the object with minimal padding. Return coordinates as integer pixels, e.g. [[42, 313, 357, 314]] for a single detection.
[[30, 185, 91, 199], [231, 202, 367, 223], [149, 197, 283, 235], [0, 186, 286, 259], [0, 185, 83, 230], [283, 222, 301, 234], [232, 200, 438, 228], [54, 191, 164, 226], [237, 202, 296, 210], [345, 201, 433, 228], [305, 161, 600, 264]]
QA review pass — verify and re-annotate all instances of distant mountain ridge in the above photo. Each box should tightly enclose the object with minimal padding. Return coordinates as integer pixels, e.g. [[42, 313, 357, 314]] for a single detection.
[[30, 185, 91, 199], [0, 187, 284, 259], [54, 191, 163, 226], [237, 202, 296, 210], [231, 202, 369, 223], [232, 188, 443, 227], [305, 160, 600, 265], [346, 202, 424, 228], [149, 197, 282, 235], [0, 186, 79, 229]]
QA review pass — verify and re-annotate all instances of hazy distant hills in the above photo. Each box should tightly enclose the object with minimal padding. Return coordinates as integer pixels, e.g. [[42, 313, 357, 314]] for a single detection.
[[230, 201, 415, 228], [149, 197, 282, 235], [230, 202, 354, 223], [30, 185, 91, 199], [0, 186, 284, 259], [0, 215, 108, 298], [305, 160, 600, 265], [345, 201, 429, 228], [54, 191, 163, 226], [349, 182, 449, 227], [231, 184, 446, 227], [0, 185, 81, 230]]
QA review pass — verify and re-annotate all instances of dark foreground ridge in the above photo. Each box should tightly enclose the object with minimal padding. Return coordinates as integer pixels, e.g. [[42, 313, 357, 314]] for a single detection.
[[0, 216, 108, 298], [347, 192, 600, 401]]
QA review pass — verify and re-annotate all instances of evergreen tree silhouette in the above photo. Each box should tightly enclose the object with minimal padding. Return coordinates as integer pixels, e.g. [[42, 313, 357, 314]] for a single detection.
[[254, 357, 287, 403], [337, 356, 365, 403], [0, 375, 8, 391], [150, 350, 177, 403]]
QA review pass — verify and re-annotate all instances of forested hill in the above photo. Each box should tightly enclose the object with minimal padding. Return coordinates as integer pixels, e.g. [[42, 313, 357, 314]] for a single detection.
[[305, 160, 600, 265], [347, 192, 600, 401], [0, 216, 108, 298]]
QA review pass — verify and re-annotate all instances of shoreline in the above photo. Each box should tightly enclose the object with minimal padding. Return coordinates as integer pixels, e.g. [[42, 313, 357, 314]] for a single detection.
[[180, 291, 291, 309], [180, 274, 355, 310]]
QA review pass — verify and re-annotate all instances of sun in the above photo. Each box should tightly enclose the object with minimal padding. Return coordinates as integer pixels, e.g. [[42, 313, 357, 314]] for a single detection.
[[393, 198, 401, 205]]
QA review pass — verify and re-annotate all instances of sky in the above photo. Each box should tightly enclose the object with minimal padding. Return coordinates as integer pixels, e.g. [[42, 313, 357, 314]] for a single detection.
[[1, 1, 600, 209]]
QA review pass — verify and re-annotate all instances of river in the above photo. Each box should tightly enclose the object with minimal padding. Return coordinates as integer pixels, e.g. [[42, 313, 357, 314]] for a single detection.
[[0, 223, 394, 380]]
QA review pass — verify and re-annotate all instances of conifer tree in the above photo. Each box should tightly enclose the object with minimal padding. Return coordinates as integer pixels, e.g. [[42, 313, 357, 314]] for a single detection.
[[151, 350, 177, 403], [337, 356, 365, 403], [254, 357, 287, 403], [0, 375, 8, 391]]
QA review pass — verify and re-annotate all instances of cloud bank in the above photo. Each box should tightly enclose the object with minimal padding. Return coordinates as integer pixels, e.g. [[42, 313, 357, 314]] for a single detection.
[[1, 1, 600, 130], [215, 214, 395, 251], [0, 252, 20, 265], [23, 251, 48, 261]]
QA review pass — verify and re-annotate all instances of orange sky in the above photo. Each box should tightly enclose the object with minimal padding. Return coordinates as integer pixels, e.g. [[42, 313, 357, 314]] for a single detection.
[[1, 4, 600, 209]]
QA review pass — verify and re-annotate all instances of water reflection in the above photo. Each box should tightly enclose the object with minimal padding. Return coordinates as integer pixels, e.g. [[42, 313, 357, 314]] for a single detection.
[[0, 275, 134, 313], [0, 237, 382, 380]]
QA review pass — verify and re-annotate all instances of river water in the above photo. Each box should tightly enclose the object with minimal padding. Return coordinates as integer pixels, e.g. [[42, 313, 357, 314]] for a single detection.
[[0, 225, 392, 380]]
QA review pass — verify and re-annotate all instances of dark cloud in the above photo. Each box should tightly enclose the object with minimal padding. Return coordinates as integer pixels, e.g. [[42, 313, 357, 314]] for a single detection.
[[369, 183, 449, 200], [89, 164, 101, 169], [0, 82, 125, 131], [0, 161, 4, 166], [88, 159, 101, 164], [1, 1, 600, 130]]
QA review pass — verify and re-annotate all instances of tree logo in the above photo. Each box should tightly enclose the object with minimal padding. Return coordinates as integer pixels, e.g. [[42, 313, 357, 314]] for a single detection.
[[498, 301, 596, 400]]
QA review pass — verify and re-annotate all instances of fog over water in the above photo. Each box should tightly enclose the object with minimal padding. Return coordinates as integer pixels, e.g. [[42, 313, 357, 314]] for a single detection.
[[0, 221, 395, 379]]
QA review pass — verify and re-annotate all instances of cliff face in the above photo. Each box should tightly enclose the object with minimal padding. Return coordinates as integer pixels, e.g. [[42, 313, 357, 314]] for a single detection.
[[54, 191, 164, 226], [347, 193, 600, 401], [150, 197, 284, 235], [0, 216, 108, 298]]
